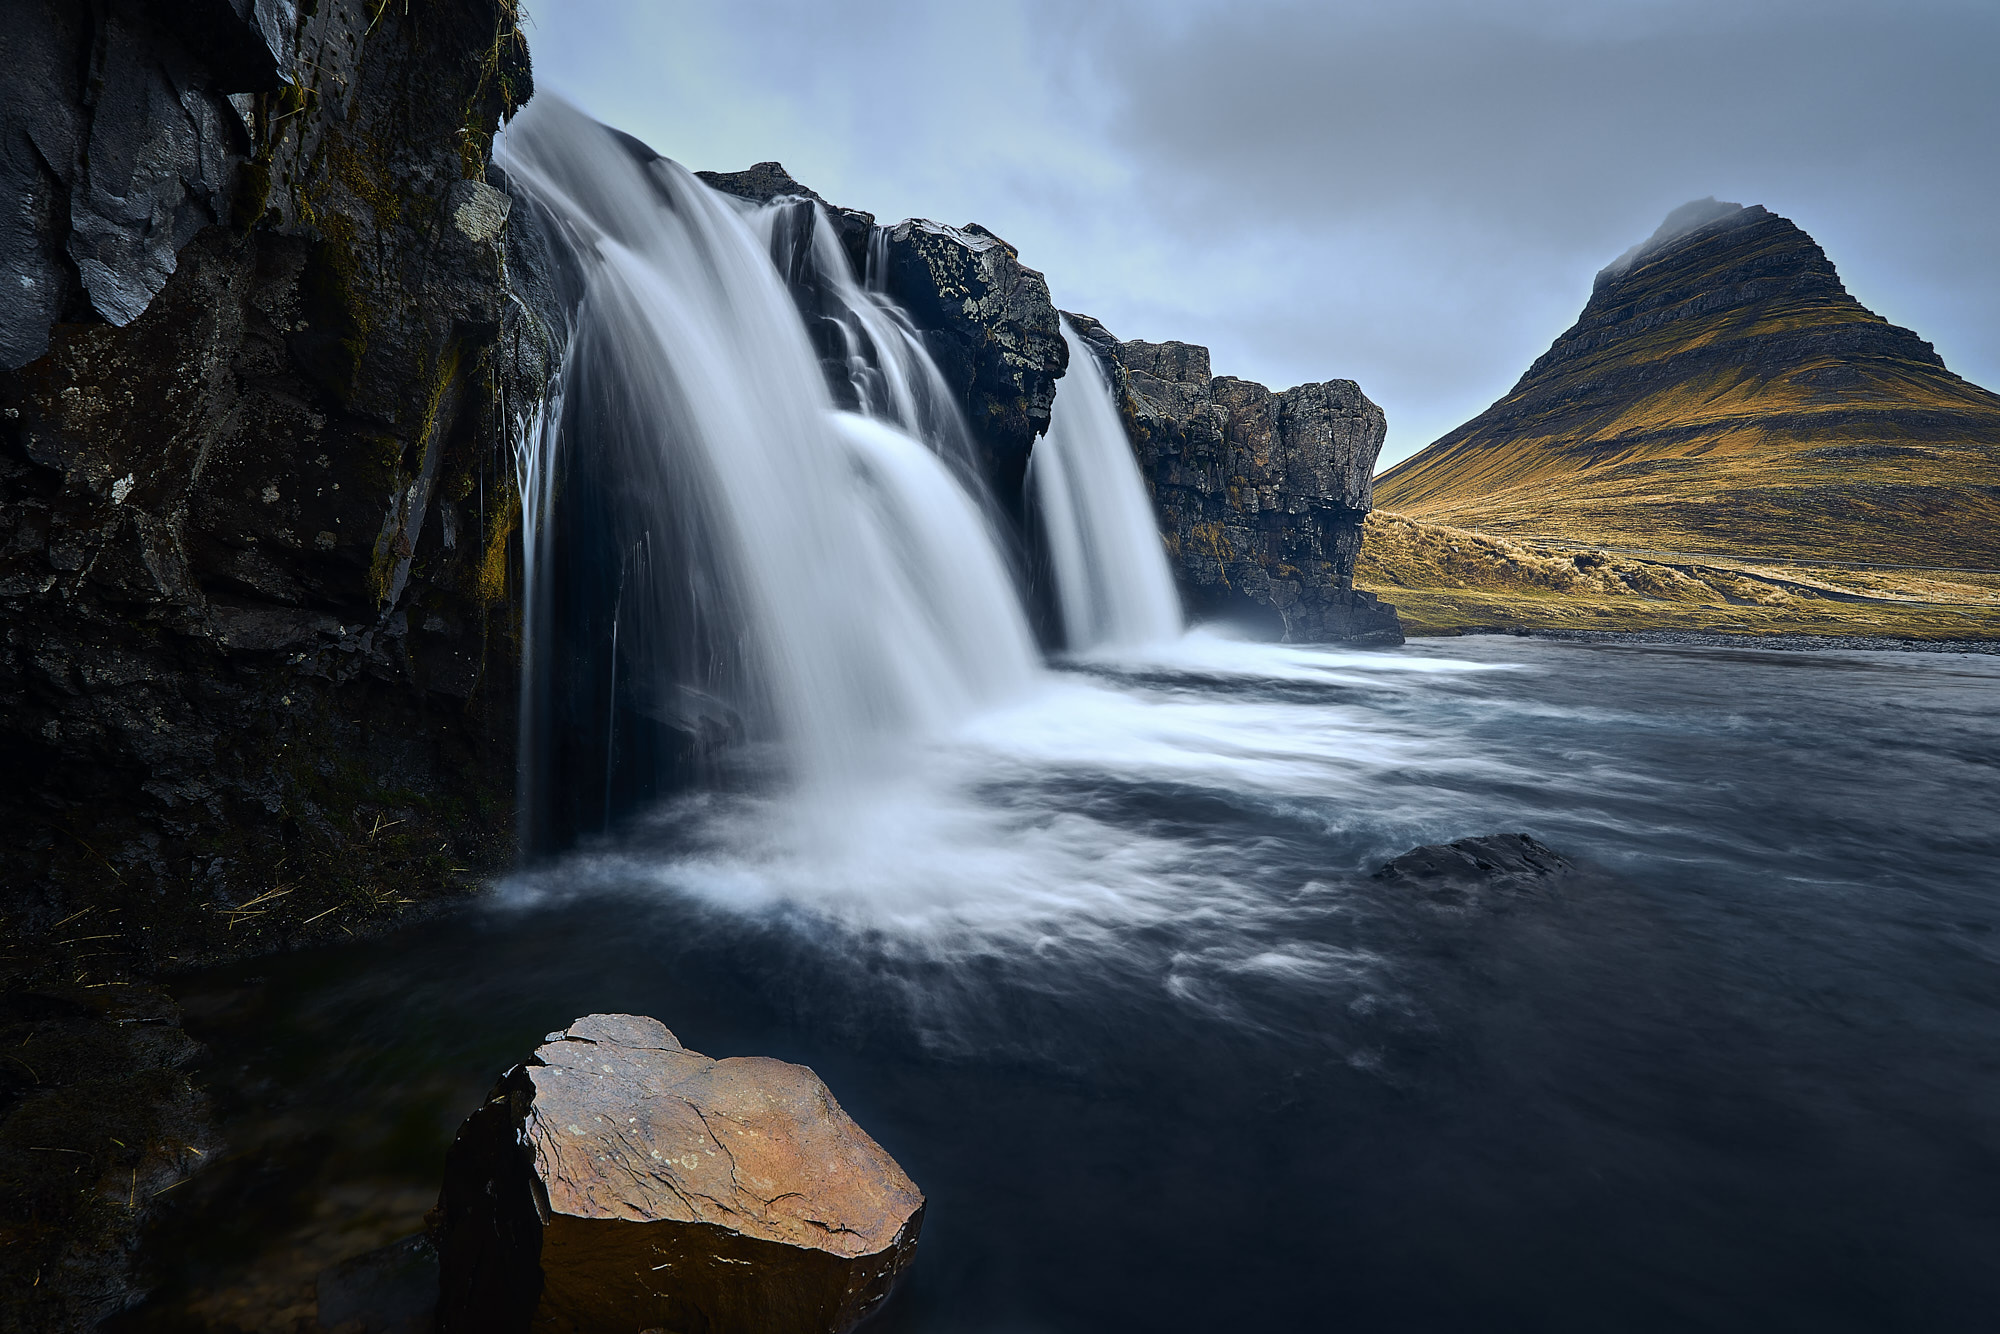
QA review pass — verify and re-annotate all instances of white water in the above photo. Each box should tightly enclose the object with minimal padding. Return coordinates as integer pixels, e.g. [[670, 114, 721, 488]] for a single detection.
[[1030, 318, 1184, 651], [497, 100, 1038, 790], [742, 198, 979, 475]]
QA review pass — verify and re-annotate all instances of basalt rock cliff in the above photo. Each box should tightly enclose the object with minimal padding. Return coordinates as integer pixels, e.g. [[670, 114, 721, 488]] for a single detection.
[[1, 0, 543, 964], [698, 167, 1392, 643], [1067, 314, 1403, 644], [1, 4, 546, 1315], [1375, 199, 2000, 565]]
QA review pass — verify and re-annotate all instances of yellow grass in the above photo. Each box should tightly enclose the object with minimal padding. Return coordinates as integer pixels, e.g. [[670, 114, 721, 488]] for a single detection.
[[1357, 512, 2000, 640]]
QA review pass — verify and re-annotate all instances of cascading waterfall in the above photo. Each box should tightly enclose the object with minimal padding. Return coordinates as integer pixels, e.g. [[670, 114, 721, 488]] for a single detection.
[[1029, 318, 1184, 651], [744, 197, 979, 480], [496, 99, 1038, 842]]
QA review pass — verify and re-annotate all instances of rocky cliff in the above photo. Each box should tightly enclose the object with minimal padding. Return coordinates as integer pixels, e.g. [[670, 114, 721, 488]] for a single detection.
[[0, 4, 547, 1313], [1067, 314, 1403, 644], [0, 2, 556, 1312], [695, 169, 1393, 643], [1375, 199, 2000, 565], [1, 0, 543, 966]]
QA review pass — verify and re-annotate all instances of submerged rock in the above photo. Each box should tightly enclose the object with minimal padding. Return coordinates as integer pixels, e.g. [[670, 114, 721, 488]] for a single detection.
[[1376, 833, 1573, 907], [435, 1014, 924, 1334]]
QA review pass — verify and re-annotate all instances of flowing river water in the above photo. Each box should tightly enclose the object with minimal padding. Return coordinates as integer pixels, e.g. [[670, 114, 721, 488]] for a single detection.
[[137, 633, 2000, 1332]]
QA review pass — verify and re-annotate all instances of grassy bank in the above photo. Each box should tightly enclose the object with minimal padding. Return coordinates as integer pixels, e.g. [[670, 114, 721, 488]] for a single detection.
[[1357, 511, 2000, 640]]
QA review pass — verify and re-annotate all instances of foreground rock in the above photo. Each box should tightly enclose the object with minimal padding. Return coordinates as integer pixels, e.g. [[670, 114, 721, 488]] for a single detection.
[[435, 1014, 924, 1334], [1066, 314, 1403, 644], [1376, 833, 1573, 908]]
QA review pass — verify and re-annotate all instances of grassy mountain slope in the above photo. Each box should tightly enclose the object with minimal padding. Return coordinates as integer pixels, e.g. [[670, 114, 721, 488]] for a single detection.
[[1374, 201, 2000, 567]]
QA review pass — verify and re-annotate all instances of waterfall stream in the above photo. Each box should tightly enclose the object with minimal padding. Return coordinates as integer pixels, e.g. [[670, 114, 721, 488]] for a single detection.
[[496, 100, 1038, 840], [1029, 318, 1185, 651], [497, 99, 1199, 849]]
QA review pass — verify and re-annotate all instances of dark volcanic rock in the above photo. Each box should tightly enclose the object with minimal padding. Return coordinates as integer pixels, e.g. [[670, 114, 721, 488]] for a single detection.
[[0, 982, 211, 1330], [435, 1014, 924, 1334], [2, 6, 542, 1314], [696, 160, 876, 281], [695, 166, 1065, 517], [317, 1233, 440, 1334], [0, 0, 542, 972], [1072, 316, 1401, 643], [1376, 833, 1573, 907], [878, 219, 1068, 512]]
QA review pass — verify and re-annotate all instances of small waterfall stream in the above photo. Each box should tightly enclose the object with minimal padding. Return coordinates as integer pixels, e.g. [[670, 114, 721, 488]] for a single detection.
[[1029, 318, 1185, 651]]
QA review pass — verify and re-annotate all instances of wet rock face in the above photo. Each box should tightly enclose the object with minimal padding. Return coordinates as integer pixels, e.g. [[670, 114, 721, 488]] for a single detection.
[[435, 1014, 925, 1334], [1376, 833, 1574, 909], [877, 219, 1068, 513], [1069, 315, 1402, 644], [0, 0, 541, 967], [695, 161, 877, 281]]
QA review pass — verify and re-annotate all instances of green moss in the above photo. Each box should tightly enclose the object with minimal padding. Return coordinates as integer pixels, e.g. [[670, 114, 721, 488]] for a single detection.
[[327, 137, 404, 227], [480, 483, 519, 606]]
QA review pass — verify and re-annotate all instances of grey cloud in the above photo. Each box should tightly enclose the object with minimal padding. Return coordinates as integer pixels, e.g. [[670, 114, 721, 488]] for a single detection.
[[525, 0, 2000, 466]]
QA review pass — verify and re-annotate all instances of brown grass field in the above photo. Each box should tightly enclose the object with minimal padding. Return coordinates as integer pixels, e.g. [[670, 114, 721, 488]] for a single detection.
[[1356, 511, 2000, 640]]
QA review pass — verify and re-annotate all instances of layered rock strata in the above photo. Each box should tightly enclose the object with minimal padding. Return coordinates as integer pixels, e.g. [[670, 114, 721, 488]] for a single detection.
[[1066, 314, 1403, 643], [1375, 199, 2000, 565], [435, 1014, 925, 1334]]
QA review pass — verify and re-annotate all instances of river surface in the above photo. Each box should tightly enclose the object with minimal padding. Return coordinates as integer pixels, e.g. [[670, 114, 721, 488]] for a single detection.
[[143, 635, 2000, 1331]]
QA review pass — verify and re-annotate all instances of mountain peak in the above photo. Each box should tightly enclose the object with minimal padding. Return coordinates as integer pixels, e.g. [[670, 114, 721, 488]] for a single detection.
[[1377, 201, 2000, 565], [1596, 197, 1765, 287]]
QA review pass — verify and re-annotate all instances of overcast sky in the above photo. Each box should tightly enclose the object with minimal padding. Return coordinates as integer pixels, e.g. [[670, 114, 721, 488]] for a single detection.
[[522, 0, 2000, 468]]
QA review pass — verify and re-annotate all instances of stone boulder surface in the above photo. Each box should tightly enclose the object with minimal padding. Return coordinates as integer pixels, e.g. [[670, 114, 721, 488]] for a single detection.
[[1067, 314, 1403, 643], [435, 1014, 924, 1334]]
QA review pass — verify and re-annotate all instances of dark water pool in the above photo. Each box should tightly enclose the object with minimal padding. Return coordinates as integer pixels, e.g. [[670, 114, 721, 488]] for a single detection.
[[138, 636, 2000, 1331]]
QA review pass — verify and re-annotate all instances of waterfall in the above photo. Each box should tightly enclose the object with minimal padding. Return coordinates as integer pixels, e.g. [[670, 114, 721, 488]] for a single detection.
[[743, 197, 979, 481], [496, 99, 1038, 841], [1029, 318, 1184, 651]]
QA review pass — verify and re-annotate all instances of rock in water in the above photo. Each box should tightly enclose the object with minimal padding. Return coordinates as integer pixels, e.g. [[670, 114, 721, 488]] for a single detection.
[[1375, 833, 1574, 907], [434, 1014, 924, 1334]]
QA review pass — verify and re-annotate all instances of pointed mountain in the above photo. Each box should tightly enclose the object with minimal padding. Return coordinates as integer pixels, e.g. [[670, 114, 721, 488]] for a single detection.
[[1375, 200, 2000, 565]]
